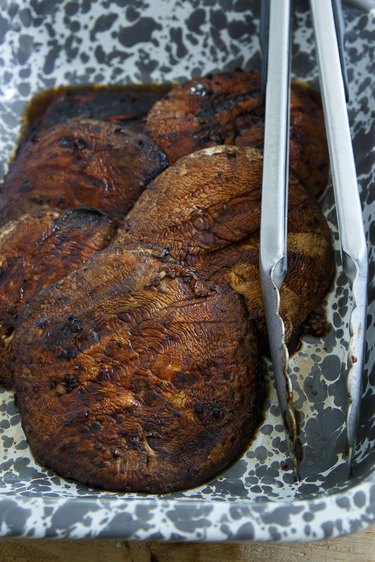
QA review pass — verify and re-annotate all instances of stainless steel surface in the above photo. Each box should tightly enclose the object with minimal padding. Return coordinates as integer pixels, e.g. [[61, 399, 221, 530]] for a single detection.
[[259, 0, 299, 468], [310, 0, 368, 467], [332, 0, 349, 100], [259, 0, 270, 98]]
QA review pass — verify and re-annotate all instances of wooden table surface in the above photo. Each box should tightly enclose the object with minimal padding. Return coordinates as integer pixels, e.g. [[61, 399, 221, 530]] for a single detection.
[[1, 526, 374, 561]]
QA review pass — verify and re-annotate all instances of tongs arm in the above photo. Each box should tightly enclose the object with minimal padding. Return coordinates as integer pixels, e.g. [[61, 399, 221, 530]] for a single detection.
[[310, 0, 368, 467], [259, 0, 300, 467]]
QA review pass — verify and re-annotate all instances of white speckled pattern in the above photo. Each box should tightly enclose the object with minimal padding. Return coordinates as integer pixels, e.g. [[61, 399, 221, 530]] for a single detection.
[[0, 0, 374, 542]]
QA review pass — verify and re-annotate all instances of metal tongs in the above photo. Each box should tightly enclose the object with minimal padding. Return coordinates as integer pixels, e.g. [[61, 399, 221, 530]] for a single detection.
[[259, 0, 368, 473]]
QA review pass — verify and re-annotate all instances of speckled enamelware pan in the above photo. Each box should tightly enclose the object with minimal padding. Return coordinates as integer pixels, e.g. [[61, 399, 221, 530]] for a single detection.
[[0, 0, 374, 542]]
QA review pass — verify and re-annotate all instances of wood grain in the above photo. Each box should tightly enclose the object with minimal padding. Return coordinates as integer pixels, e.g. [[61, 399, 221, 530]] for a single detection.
[[0, 526, 374, 562]]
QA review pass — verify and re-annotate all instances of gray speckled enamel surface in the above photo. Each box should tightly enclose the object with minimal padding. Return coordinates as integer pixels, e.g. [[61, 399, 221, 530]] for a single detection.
[[0, 0, 374, 542]]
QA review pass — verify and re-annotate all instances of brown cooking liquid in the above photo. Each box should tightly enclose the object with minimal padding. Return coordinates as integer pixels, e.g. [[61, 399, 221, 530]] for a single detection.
[[21, 79, 321, 135], [19, 83, 172, 148]]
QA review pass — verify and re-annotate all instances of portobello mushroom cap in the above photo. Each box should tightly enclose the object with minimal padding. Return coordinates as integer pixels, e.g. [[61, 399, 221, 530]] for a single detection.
[[1, 118, 168, 224], [13, 244, 262, 493], [146, 70, 329, 197], [116, 146, 334, 349], [0, 207, 115, 388]]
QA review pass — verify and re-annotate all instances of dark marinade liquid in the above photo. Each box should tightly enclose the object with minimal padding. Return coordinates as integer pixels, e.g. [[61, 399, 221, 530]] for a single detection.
[[19, 83, 172, 146]]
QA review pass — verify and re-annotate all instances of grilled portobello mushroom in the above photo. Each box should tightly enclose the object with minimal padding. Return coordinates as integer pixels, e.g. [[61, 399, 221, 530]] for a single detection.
[[13, 244, 262, 492], [0, 207, 115, 387], [116, 146, 334, 349], [1, 118, 168, 224], [146, 70, 329, 197]]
